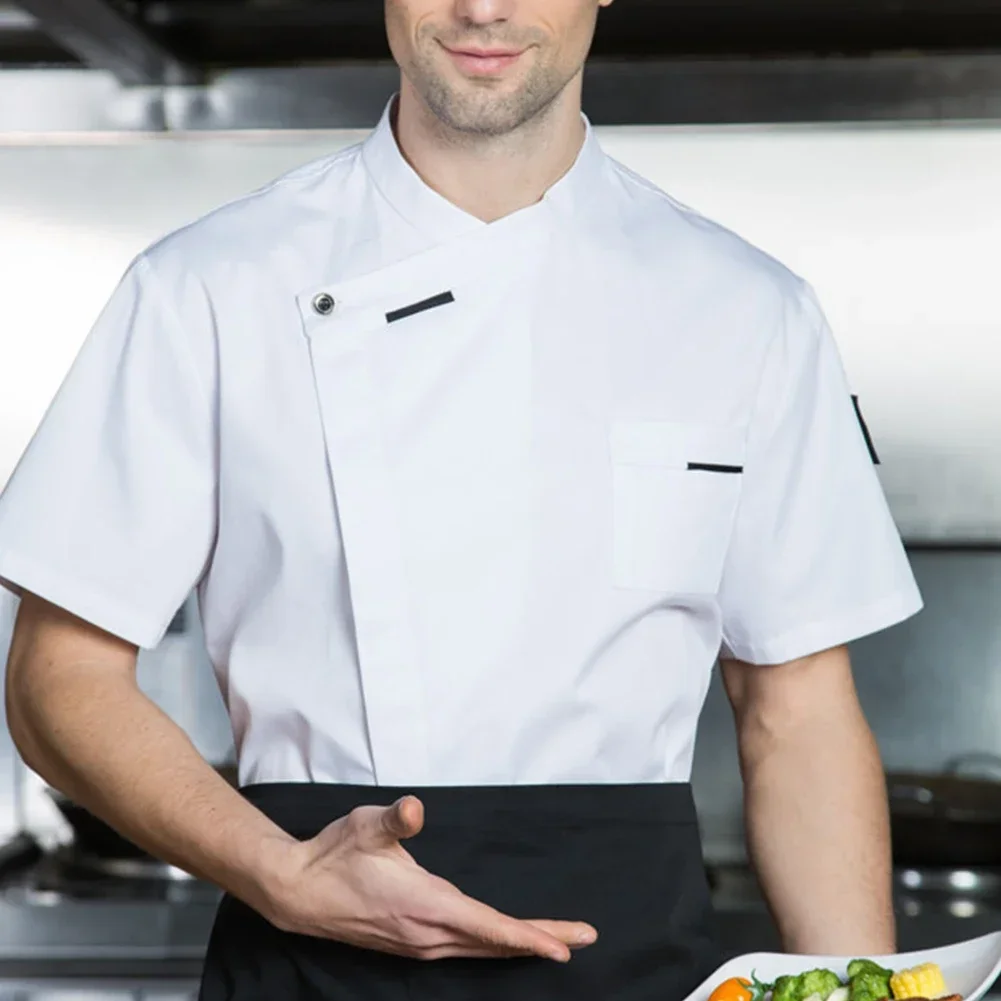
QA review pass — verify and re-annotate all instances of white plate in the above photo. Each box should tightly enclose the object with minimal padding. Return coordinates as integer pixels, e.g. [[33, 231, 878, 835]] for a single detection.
[[682, 932, 1001, 1001]]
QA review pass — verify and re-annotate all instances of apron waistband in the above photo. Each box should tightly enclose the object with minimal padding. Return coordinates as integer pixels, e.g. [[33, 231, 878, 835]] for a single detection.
[[240, 781, 699, 840]]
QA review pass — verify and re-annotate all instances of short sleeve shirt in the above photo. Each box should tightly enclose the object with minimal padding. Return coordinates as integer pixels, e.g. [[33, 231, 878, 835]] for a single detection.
[[0, 107, 922, 787]]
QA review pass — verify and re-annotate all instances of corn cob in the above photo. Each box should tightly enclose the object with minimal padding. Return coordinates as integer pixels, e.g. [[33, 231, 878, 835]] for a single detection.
[[890, 963, 946, 1000]]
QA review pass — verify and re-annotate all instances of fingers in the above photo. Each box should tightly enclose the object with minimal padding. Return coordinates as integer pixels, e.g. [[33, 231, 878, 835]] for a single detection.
[[410, 870, 598, 962], [366, 796, 424, 845], [470, 916, 574, 962], [524, 919, 598, 948], [447, 895, 586, 963], [384, 796, 425, 841]]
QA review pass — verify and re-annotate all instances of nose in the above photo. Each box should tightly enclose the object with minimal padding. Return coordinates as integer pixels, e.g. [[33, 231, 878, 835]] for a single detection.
[[453, 0, 515, 24]]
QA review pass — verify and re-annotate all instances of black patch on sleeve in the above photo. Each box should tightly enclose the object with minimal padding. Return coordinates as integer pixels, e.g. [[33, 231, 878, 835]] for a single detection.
[[851, 395, 881, 465]]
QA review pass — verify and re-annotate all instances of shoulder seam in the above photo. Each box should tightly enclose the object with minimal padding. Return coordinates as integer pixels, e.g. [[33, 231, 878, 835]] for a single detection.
[[156, 140, 364, 243], [245, 140, 361, 200], [606, 156, 812, 289], [606, 156, 709, 224]]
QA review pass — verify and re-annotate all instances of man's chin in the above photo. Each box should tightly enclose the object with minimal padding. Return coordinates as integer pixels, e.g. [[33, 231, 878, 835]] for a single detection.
[[436, 62, 525, 95]]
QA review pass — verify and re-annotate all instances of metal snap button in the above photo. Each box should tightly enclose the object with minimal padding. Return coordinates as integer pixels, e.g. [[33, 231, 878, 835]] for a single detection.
[[312, 293, 336, 316]]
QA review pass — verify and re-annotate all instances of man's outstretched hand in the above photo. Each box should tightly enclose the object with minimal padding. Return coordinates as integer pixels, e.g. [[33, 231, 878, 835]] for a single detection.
[[258, 795, 599, 962]]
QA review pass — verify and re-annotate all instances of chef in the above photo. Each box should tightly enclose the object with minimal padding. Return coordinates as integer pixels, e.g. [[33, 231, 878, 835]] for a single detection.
[[0, 1, 922, 999]]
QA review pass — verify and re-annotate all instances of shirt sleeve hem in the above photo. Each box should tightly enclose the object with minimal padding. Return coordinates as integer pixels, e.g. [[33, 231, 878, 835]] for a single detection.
[[0, 549, 168, 649], [721, 586, 924, 665]]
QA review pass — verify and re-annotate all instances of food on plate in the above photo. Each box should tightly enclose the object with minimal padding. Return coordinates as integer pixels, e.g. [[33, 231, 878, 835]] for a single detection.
[[773, 969, 844, 1001], [709, 960, 956, 1001], [851, 964, 893, 1001], [709, 976, 772, 1001], [802, 969, 845, 1001], [849, 961, 893, 979], [890, 964, 948, 1001], [846, 959, 894, 1001]]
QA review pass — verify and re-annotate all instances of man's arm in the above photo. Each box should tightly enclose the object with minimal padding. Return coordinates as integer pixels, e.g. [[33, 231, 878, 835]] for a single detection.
[[720, 644, 895, 955], [4, 592, 594, 961], [5, 593, 299, 913]]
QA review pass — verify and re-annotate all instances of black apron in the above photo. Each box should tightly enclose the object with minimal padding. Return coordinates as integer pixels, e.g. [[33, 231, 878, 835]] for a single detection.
[[199, 783, 721, 1001]]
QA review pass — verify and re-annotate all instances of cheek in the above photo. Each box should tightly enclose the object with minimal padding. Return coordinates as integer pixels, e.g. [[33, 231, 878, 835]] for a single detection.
[[383, 2, 408, 59], [387, 4, 442, 68], [543, 3, 601, 64], [384, 2, 425, 53]]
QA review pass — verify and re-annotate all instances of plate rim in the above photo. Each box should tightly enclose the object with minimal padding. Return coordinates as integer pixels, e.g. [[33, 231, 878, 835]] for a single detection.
[[682, 930, 1001, 1001]]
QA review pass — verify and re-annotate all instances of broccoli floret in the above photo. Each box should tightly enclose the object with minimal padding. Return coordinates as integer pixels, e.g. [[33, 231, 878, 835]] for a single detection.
[[771, 971, 843, 1001], [850, 969, 892, 1001], [847, 958, 892, 1001], [800, 970, 843, 1001], [848, 961, 892, 981], [772, 975, 803, 1001]]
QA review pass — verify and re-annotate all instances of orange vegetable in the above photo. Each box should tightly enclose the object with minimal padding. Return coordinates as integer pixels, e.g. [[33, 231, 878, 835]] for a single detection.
[[710, 979, 754, 1001], [710, 974, 772, 1001]]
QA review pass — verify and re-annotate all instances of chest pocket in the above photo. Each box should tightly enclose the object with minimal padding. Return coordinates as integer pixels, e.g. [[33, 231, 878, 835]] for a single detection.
[[609, 421, 747, 594]]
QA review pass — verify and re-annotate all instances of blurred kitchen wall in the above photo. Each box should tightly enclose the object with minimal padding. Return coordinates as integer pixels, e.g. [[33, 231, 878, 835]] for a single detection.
[[0, 125, 999, 852]]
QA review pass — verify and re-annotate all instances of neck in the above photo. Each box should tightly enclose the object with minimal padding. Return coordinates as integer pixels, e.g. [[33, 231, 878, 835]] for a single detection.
[[393, 78, 587, 223]]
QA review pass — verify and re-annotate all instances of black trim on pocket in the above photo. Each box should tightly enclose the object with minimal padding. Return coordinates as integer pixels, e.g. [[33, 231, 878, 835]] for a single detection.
[[386, 291, 455, 324], [851, 395, 881, 465], [687, 462, 744, 474]]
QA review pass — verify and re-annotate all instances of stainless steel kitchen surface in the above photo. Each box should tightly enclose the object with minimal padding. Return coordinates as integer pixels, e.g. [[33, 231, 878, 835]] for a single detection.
[[0, 832, 213, 993], [0, 985, 197, 999], [710, 864, 1001, 956], [0, 850, 216, 970]]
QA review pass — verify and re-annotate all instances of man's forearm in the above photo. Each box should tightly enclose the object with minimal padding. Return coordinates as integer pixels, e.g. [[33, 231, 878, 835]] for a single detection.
[[738, 688, 895, 954], [6, 605, 297, 919]]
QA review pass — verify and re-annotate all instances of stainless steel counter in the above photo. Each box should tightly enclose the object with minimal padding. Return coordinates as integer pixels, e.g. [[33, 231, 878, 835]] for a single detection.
[[0, 901, 213, 971], [0, 874, 217, 981], [711, 864, 1001, 962], [0, 982, 197, 999]]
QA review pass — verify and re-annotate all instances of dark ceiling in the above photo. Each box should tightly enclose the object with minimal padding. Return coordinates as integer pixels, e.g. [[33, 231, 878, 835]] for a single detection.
[[5, 0, 1001, 81]]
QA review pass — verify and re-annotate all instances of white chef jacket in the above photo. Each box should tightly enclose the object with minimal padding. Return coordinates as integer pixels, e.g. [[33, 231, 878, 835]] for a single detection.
[[0, 104, 922, 788]]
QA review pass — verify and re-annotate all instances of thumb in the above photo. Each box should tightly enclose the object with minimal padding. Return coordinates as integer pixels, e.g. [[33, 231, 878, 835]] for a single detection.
[[379, 795, 425, 843]]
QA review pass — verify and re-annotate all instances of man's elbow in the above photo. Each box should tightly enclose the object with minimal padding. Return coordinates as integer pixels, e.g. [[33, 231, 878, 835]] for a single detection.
[[4, 592, 139, 771], [5, 626, 57, 774], [6, 654, 45, 775]]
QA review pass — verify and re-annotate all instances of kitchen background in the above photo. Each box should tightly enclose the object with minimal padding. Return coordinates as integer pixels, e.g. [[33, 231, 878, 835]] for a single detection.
[[1, 0, 1001, 996]]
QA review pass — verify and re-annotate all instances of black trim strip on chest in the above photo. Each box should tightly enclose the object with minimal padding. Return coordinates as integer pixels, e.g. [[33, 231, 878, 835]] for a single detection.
[[386, 291, 455, 324], [687, 462, 744, 474], [851, 395, 881, 465]]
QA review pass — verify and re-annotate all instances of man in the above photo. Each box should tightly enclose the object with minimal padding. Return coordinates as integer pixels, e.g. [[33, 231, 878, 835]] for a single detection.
[[0, 1, 922, 998]]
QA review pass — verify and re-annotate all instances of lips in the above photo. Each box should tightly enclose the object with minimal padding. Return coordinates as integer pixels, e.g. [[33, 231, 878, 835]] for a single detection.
[[442, 44, 525, 76]]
